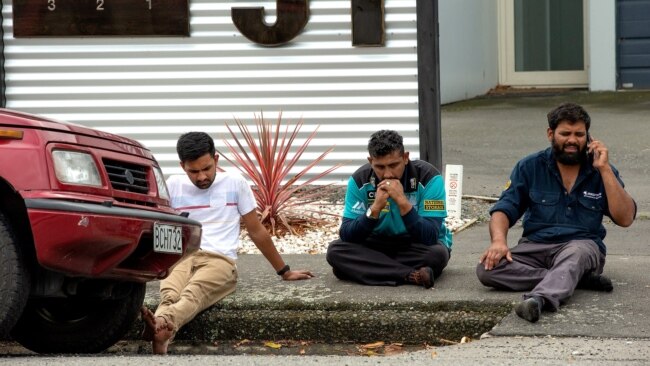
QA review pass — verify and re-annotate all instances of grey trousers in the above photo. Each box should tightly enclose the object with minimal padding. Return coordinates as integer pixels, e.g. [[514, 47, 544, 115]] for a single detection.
[[476, 239, 605, 310]]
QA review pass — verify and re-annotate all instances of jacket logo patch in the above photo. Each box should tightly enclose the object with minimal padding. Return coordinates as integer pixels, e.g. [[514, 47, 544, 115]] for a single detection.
[[351, 200, 366, 214], [583, 191, 602, 200], [424, 200, 444, 211]]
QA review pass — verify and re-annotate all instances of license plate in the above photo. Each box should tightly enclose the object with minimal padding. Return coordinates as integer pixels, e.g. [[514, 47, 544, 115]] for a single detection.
[[153, 223, 183, 254]]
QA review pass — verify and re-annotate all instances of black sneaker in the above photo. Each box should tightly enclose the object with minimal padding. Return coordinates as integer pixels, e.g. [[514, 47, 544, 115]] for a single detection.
[[407, 267, 434, 289], [515, 297, 542, 323], [577, 272, 613, 292]]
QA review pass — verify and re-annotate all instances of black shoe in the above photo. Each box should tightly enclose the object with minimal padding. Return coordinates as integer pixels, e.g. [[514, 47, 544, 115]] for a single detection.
[[577, 272, 613, 292], [407, 267, 434, 289], [515, 297, 542, 323]]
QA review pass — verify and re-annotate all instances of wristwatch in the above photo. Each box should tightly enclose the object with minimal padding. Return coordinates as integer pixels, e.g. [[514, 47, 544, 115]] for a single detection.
[[366, 207, 378, 220]]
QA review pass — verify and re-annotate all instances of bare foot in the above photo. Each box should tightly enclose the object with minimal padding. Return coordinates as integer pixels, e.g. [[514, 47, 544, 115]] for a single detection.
[[141, 306, 175, 354], [140, 306, 156, 341], [151, 317, 175, 355]]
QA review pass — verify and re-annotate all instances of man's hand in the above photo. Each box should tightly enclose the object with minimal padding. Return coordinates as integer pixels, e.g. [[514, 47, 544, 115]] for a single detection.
[[367, 181, 390, 218], [378, 178, 412, 215], [281, 269, 315, 281], [587, 137, 609, 170], [479, 241, 512, 271], [374, 180, 391, 203], [588, 136, 637, 227], [378, 178, 404, 198], [481, 211, 512, 270], [241, 211, 316, 281]]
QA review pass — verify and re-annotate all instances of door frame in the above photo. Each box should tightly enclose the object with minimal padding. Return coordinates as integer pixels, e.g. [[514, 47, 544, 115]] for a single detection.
[[498, 0, 589, 87]]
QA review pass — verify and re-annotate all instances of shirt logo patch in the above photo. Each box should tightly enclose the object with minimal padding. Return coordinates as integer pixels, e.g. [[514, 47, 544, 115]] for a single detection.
[[351, 200, 366, 214], [583, 191, 602, 200], [424, 200, 445, 211]]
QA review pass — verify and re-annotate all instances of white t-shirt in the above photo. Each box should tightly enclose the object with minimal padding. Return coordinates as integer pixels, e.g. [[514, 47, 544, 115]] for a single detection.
[[166, 171, 257, 260]]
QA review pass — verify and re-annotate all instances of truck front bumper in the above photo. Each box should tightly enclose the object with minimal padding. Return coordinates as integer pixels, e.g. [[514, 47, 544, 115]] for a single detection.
[[25, 198, 202, 282]]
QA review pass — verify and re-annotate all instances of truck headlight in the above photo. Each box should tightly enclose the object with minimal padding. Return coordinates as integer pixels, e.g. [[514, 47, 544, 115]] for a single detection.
[[52, 150, 102, 187], [153, 166, 170, 200]]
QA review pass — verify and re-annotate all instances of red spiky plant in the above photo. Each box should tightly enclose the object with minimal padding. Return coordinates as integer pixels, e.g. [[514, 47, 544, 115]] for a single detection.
[[216, 112, 345, 236]]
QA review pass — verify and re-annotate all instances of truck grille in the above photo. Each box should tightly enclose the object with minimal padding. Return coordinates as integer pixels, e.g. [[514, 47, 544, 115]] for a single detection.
[[103, 159, 149, 194]]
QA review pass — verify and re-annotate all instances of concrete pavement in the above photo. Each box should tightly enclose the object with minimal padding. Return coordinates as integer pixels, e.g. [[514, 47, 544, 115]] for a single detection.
[[131, 91, 650, 358]]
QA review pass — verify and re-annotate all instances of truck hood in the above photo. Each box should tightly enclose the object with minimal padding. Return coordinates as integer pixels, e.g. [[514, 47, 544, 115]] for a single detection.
[[0, 108, 146, 150]]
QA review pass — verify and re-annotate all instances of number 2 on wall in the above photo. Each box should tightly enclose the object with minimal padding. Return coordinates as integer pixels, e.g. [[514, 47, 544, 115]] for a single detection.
[[46, 1, 148, 12], [47, 0, 104, 12]]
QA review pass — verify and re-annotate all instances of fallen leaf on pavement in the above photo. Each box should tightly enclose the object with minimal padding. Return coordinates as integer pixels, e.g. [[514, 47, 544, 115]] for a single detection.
[[360, 341, 385, 349], [233, 339, 250, 348], [264, 341, 282, 349], [384, 343, 404, 355]]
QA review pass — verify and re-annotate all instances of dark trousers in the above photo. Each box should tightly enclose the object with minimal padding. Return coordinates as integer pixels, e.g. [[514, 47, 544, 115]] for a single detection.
[[476, 239, 605, 310], [326, 238, 450, 286]]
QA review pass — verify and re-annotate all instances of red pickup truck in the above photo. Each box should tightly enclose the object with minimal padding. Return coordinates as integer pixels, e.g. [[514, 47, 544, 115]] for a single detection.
[[0, 108, 202, 353]]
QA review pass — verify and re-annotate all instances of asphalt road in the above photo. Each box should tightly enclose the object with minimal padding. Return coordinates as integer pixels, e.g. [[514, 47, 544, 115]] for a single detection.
[[1, 337, 649, 365]]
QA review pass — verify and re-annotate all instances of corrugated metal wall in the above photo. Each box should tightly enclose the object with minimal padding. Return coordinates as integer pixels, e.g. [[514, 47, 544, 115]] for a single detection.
[[617, 0, 650, 89], [2, 0, 419, 184]]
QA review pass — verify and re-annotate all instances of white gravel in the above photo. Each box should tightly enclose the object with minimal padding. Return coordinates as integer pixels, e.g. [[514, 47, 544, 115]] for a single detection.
[[238, 203, 478, 255]]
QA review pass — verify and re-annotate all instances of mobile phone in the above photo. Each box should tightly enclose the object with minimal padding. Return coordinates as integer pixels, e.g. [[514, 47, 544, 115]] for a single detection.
[[586, 132, 593, 162]]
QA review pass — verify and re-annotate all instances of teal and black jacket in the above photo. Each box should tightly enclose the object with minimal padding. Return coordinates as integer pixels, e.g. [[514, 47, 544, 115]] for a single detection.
[[340, 159, 452, 251]]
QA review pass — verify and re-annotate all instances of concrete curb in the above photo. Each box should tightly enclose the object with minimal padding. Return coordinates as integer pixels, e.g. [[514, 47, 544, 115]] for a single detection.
[[127, 220, 650, 344]]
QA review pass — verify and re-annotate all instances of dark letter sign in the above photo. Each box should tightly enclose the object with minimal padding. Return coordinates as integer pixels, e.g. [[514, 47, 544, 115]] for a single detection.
[[12, 0, 189, 37], [352, 0, 384, 46], [231, 0, 309, 46]]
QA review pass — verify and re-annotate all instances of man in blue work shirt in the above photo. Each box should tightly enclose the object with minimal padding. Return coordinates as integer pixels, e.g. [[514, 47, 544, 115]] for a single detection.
[[476, 103, 636, 323], [327, 130, 452, 288]]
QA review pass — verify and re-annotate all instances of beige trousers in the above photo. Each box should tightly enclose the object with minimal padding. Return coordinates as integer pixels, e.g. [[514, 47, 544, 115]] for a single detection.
[[155, 250, 237, 332]]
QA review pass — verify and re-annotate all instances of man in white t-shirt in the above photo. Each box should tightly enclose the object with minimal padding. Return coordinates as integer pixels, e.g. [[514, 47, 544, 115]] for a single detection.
[[141, 132, 314, 354]]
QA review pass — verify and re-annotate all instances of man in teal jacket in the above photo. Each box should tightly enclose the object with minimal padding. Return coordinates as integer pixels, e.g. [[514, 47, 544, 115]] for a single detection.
[[327, 130, 452, 288]]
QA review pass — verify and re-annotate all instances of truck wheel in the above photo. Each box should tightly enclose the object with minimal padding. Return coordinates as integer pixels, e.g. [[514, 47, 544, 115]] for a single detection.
[[0, 213, 30, 337], [12, 282, 145, 354]]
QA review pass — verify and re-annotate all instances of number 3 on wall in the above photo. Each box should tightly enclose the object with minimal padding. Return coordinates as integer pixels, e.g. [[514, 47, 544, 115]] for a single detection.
[[231, 0, 308, 47]]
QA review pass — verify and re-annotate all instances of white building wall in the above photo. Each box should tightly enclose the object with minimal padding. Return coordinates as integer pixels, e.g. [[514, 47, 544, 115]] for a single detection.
[[439, 0, 499, 104], [2, 0, 420, 183], [588, 0, 617, 91]]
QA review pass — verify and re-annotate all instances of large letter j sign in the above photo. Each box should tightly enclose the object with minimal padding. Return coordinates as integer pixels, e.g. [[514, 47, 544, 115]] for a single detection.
[[231, 0, 309, 46]]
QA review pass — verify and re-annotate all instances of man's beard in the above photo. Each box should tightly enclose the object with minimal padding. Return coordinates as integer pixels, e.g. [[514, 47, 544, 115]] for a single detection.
[[194, 176, 214, 189], [551, 137, 587, 166]]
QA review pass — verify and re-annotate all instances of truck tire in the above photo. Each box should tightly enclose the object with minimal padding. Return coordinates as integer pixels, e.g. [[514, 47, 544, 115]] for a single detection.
[[12, 281, 146, 354], [0, 212, 30, 337]]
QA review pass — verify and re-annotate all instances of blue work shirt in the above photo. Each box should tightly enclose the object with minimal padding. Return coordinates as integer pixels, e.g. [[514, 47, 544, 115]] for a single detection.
[[490, 147, 634, 255]]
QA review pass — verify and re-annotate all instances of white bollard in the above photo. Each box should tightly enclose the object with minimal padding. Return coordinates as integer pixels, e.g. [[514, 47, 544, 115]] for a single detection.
[[444, 164, 463, 220]]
